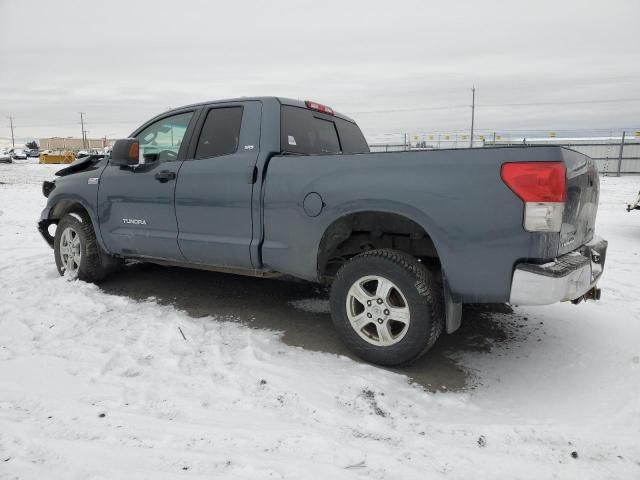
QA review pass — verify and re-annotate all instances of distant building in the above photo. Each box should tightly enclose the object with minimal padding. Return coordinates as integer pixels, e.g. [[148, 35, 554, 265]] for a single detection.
[[39, 137, 115, 151]]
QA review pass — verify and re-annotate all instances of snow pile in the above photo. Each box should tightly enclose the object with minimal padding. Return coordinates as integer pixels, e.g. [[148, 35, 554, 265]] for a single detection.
[[0, 164, 639, 479]]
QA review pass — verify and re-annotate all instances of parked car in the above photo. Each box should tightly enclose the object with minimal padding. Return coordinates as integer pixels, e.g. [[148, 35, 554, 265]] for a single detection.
[[28, 149, 40, 158], [88, 148, 110, 159], [0, 149, 11, 163], [38, 97, 607, 366], [10, 148, 27, 160]]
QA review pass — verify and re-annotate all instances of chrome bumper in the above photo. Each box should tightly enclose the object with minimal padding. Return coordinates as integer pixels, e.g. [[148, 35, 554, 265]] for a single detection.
[[509, 236, 607, 306]]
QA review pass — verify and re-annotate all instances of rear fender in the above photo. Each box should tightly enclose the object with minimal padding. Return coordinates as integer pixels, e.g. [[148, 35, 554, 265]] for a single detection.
[[318, 199, 452, 270]]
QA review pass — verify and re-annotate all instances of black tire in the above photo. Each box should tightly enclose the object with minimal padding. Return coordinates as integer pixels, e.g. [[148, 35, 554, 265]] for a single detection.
[[54, 212, 122, 282], [330, 249, 444, 366]]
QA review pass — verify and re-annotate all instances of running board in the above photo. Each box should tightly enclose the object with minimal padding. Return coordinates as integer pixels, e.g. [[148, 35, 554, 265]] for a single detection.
[[127, 256, 282, 279]]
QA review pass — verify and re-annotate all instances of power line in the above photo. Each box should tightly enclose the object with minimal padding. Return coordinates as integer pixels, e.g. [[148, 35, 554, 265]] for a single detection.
[[6, 97, 640, 130], [481, 98, 640, 107], [349, 104, 468, 115], [347, 97, 640, 115], [368, 127, 640, 138], [3, 120, 138, 129]]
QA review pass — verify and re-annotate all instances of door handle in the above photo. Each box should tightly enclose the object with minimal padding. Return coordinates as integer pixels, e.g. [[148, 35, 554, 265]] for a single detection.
[[155, 170, 176, 183]]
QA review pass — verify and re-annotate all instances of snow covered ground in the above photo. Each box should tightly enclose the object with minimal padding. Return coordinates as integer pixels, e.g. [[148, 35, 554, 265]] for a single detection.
[[1, 162, 639, 479]]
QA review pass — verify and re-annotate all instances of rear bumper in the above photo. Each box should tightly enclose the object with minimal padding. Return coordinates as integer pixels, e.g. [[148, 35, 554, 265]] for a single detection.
[[509, 236, 607, 306]]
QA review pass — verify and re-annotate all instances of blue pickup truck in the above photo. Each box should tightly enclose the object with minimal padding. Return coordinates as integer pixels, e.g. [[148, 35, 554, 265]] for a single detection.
[[39, 97, 607, 366]]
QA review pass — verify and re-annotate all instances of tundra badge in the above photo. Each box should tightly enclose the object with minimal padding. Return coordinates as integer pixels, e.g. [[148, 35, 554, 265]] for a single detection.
[[122, 218, 147, 225]]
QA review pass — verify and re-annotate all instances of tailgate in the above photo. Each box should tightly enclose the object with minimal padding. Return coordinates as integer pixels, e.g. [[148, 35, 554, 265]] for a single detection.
[[558, 148, 600, 255]]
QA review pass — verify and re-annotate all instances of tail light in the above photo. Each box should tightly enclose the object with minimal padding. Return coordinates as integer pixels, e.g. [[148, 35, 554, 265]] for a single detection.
[[501, 162, 566, 232], [305, 100, 334, 115]]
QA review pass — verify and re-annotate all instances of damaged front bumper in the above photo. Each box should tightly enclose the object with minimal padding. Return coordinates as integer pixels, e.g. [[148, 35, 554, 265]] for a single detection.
[[627, 191, 640, 212], [38, 180, 57, 248], [509, 236, 607, 306], [38, 206, 55, 248]]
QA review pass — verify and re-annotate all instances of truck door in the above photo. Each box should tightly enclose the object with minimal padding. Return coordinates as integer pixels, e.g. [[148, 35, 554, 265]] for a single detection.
[[175, 101, 261, 268], [97, 110, 196, 260]]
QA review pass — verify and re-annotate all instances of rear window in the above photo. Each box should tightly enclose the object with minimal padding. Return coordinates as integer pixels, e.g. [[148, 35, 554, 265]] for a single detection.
[[280, 105, 369, 155]]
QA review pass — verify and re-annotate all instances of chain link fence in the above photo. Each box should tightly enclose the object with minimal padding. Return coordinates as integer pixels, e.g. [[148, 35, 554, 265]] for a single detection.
[[368, 132, 640, 174]]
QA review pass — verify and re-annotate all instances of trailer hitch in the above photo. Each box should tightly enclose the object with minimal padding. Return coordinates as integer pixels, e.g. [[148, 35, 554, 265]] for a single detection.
[[585, 286, 602, 301], [571, 286, 601, 305]]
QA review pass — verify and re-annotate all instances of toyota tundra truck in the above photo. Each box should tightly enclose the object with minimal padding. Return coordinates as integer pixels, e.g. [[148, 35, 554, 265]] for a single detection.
[[38, 97, 607, 366]]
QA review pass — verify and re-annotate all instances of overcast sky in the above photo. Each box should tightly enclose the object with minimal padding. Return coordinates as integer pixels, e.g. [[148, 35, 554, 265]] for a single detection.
[[1, 0, 639, 144]]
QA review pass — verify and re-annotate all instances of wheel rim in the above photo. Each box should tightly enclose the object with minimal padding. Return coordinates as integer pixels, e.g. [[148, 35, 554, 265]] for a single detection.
[[345, 275, 411, 347], [59, 226, 81, 276]]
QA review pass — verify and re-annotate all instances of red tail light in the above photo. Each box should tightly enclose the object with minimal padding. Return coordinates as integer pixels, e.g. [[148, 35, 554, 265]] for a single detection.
[[305, 100, 334, 115], [501, 162, 566, 202]]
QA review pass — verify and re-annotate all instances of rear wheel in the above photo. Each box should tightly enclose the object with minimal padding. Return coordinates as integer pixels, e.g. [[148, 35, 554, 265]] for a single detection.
[[330, 249, 444, 366], [54, 213, 122, 282]]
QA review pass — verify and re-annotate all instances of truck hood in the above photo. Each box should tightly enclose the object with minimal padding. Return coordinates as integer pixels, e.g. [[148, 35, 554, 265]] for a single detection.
[[55, 155, 104, 177]]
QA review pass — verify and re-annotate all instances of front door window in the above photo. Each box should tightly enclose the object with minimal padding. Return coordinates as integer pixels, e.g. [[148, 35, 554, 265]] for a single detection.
[[137, 112, 193, 163]]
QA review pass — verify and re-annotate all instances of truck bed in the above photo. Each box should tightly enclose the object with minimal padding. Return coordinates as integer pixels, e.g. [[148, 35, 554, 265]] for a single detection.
[[261, 145, 599, 303]]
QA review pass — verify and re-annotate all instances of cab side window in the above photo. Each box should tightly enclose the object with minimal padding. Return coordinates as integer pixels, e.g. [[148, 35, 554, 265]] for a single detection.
[[195, 107, 243, 159], [137, 111, 193, 163]]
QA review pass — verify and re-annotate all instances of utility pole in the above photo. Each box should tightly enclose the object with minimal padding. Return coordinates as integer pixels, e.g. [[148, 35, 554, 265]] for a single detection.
[[8, 116, 15, 148], [79, 112, 87, 149], [470, 87, 476, 148], [616, 131, 626, 177]]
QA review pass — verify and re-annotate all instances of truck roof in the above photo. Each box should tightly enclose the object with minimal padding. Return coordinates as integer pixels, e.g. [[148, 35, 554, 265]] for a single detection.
[[168, 96, 357, 124]]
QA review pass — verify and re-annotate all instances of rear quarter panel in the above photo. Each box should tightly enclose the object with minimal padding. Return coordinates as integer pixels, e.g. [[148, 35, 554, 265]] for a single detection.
[[261, 146, 565, 303]]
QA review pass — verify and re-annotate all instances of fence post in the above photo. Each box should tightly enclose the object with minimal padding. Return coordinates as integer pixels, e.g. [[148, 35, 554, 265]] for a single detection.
[[616, 131, 626, 177]]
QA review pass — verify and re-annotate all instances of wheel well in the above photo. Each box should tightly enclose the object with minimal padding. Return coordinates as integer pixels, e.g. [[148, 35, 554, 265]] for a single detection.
[[38, 201, 92, 247], [318, 212, 440, 281], [49, 200, 90, 222]]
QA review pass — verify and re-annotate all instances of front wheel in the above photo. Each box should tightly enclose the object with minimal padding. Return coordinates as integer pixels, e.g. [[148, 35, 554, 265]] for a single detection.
[[330, 249, 444, 366], [54, 213, 122, 282]]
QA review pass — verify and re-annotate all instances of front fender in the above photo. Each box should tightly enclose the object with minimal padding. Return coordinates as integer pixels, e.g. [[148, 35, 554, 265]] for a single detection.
[[39, 193, 109, 254], [38, 163, 109, 253]]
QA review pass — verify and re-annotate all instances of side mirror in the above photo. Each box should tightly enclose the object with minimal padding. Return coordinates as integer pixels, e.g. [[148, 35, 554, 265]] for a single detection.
[[110, 138, 140, 166]]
